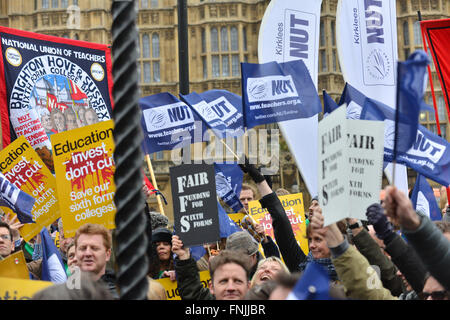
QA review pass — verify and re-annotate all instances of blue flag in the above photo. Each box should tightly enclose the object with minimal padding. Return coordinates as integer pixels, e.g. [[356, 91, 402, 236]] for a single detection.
[[287, 262, 331, 300], [214, 163, 243, 213], [140, 92, 206, 154], [411, 175, 442, 221], [394, 50, 430, 155], [217, 201, 241, 238], [361, 98, 450, 186], [323, 90, 339, 117], [338, 83, 367, 119], [180, 90, 244, 139], [40, 227, 67, 283], [0, 171, 35, 224], [241, 60, 321, 129]]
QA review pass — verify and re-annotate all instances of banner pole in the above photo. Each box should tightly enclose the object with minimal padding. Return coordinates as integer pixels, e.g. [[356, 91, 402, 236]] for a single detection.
[[145, 155, 165, 216]]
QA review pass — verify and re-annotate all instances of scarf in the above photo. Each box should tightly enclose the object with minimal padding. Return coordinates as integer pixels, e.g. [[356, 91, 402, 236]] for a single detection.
[[298, 252, 339, 281]]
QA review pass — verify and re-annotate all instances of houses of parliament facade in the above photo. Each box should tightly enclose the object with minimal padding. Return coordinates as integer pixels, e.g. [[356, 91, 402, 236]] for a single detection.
[[0, 0, 448, 222]]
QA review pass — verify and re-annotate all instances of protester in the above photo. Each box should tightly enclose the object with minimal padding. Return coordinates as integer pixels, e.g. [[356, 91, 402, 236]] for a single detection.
[[250, 256, 290, 288], [239, 183, 257, 213], [74, 223, 118, 298], [0, 221, 15, 259], [84, 108, 99, 125], [172, 235, 251, 300], [148, 227, 175, 280], [50, 108, 66, 132], [196, 238, 227, 272], [66, 242, 78, 275], [346, 214, 403, 296], [58, 218, 74, 275], [147, 277, 167, 300], [383, 186, 450, 290], [366, 202, 428, 299], [64, 108, 79, 131], [309, 206, 397, 300]]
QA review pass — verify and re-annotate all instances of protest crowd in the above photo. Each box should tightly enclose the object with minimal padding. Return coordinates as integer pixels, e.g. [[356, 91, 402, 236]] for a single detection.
[[0, 0, 450, 304], [1, 159, 450, 301]]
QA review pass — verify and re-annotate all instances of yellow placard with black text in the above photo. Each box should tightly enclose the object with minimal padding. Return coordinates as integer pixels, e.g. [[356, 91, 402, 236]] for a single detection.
[[51, 120, 116, 238], [0, 277, 53, 300], [248, 193, 308, 255], [156, 270, 211, 300], [0, 136, 60, 241]]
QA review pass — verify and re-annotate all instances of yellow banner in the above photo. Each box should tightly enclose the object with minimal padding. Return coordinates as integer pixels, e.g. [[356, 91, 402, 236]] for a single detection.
[[0, 277, 53, 300], [51, 121, 116, 238], [156, 270, 211, 300], [0, 251, 30, 280], [0, 136, 60, 241], [248, 193, 308, 255]]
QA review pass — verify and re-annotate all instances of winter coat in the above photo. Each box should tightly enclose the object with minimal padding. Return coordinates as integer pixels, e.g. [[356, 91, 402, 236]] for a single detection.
[[402, 215, 450, 290], [175, 257, 215, 300], [351, 228, 403, 296]]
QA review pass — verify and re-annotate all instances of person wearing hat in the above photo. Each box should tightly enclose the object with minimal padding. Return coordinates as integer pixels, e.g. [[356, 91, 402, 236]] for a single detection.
[[148, 227, 175, 280], [225, 231, 261, 279]]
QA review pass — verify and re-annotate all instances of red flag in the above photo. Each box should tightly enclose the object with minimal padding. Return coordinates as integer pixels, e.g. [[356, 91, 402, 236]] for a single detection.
[[46, 93, 68, 112], [420, 19, 450, 124], [142, 172, 156, 196], [68, 79, 88, 101]]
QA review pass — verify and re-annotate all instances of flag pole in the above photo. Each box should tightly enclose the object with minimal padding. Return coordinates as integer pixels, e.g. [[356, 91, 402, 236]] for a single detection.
[[418, 11, 443, 137], [145, 154, 165, 215], [392, 60, 401, 188]]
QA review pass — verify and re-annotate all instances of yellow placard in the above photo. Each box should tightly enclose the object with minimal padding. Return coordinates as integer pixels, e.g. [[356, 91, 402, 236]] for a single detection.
[[0, 277, 53, 300], [51, 121, 116, 238], [0, 136, 60, 241], [156, 270, 211, 300], [0, 251, 30, 280], [248, 193, 308, 255]]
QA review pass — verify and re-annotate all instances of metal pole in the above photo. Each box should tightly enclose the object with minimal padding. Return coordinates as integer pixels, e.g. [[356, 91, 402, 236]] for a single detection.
[[178, 0, 189, 94], [111, 0, 149, 300]]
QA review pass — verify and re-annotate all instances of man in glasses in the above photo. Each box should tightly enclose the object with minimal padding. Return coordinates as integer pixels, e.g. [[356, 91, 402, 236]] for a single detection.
[[0, 221, 15, 259]]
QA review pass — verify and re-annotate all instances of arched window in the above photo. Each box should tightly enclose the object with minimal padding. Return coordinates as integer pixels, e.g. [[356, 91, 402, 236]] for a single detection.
[[152, 33, 159, 58], [230, 27, 238, 51], [403, 21, 409, 46], [201, 28, 206, 53], [413, 21, 422, 46], [52, 0, 58, 8], [141, 0, 148, 8], [211, 28, 219, 52], [42, 0, 49, 9], [221, 27, 228, 51], [243, 27, 247, 51], [142, 34, 150, 58], [61, 0, 68, 8]]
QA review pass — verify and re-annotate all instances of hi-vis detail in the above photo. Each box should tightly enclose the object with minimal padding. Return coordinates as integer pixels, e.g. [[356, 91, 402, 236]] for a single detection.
[[143, 102, 193, 133], [246, 75, 298, 103]]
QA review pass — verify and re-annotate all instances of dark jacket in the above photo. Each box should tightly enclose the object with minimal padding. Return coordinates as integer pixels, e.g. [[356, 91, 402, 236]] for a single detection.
[[351, 228, 403, 296], [384, 232, 428, 294], [402, 215, 450, 290], [259, 192, 307, 272], [99, 269, 119, 299], [261, 236, 281, 259], [175, 257, 214, 300]]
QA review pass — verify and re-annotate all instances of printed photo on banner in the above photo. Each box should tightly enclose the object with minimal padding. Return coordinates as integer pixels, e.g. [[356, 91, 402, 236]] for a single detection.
[[170, 164, 220, 248], [0, 26, 114, 172], [156, 270, 211, 300], [247, 193, 308, 255], [51, 120, 116, 238], [0, 136, 60, 242]]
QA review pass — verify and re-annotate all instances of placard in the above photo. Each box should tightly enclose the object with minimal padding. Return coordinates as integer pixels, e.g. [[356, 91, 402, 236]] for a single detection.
[[156, 270, 211, 300], [0, 136, 60, 241], [247, 193, 308, 255], [319, 105, 384, 225], [170, 164, 220, 248], [51, 120, 116, 237], [0, 277, 53, 300]]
